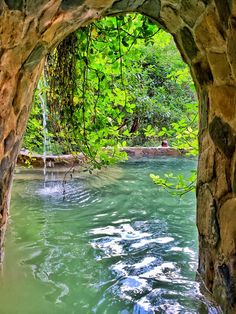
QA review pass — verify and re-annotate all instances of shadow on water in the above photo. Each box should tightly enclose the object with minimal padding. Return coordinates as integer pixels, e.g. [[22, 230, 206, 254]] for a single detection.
[[0, 157, 221, 314]]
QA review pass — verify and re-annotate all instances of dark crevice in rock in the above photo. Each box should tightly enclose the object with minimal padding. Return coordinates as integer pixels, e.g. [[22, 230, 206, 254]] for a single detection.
[[4, 131, 15, 154], [201, 0, 212, 5], [0, 118, 5, 142], [61, 0, 85, 10], [180, 26, 199, 60], [0, 157, 10, 181], [200, 88, 209, 130], [215, 0, 230, 29], [209, 116, 235, 159], [218, 263, 236, 307], [10, 140, 20, 161], [138, 0, 161, 21], [4, 0, 24, 11], [23, 43, 47, 71], [202, 184, 220, 247], [193, 61, 213, 85], [232, 165, 236, 194], [0, 49, 4, 59], [209, 198, 220, 247]]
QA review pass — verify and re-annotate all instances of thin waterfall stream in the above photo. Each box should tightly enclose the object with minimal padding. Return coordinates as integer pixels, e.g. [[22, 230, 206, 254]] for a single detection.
[[38, 87, 48, 177]]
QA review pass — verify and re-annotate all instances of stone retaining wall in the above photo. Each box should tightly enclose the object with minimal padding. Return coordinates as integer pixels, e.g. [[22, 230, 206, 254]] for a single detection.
[[17, 147, 186, 168]]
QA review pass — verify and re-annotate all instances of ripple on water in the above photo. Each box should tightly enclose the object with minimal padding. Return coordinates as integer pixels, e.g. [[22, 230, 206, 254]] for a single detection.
[[111, 276, 153, 301], [90, 224, 151, 240], [6, 158, 221, 314], [133, 286, 209, 314], [88, 213, 220, 313], [131, 237, 174, 249], [35, 181, 101, 210]]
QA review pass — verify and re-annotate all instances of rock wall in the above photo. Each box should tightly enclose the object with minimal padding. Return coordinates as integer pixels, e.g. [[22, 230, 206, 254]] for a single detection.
[[16, 147, 185, 167], [0, 0, 236, 312]]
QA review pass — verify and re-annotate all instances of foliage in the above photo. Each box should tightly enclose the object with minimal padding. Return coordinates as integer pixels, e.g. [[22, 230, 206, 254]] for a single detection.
[[23, 87, 45, 154], [150, 171, 196, 196], [23, 14, 198, 173], [157, 103, 198, 155]]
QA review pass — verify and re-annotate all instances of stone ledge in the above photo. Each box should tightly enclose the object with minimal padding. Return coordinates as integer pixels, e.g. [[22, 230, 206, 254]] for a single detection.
[[17, 151, 86, 168], [121, 147, 186, 157], [17, 147, 186, 168]]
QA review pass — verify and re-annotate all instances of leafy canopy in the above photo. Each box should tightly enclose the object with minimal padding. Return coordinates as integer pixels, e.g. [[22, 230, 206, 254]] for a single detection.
[[24, 14, 198, 176]]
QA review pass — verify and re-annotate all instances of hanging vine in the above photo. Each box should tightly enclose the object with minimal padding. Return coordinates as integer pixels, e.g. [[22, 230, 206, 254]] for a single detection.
[[26, 14, 195, 169], [45, 32, 78, 146]]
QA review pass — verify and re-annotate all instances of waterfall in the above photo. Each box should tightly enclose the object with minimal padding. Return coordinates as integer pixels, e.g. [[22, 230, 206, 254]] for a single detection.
[[38, 88, 48, 177]]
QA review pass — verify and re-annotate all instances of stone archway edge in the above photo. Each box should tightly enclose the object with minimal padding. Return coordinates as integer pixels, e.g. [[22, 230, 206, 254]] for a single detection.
[[1, 0, 236, 312]]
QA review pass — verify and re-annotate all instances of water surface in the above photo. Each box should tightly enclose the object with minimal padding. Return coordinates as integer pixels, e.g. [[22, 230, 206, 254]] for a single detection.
[[0, 158, 219, 313]]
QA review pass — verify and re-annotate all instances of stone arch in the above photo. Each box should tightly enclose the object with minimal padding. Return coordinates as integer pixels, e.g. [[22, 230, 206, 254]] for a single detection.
[[0, 1, 236, 312]]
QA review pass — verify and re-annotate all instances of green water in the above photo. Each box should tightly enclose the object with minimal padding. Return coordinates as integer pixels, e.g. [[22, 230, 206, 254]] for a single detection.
[[0, 158, 219, 314]]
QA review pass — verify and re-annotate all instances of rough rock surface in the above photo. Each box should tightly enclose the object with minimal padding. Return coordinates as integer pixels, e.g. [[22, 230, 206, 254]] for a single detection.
[[1, 0, 236, 313]]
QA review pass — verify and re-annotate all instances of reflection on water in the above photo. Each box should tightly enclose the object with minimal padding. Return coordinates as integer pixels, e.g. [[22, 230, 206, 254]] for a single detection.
[[0, 158, 221, 314]]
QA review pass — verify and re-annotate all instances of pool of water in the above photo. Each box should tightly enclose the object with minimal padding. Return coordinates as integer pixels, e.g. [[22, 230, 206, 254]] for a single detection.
[[0, 157, 220, 314]]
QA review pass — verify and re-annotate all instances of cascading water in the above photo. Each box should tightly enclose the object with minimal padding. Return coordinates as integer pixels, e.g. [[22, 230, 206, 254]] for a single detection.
[[38, 85, 48, 177]]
